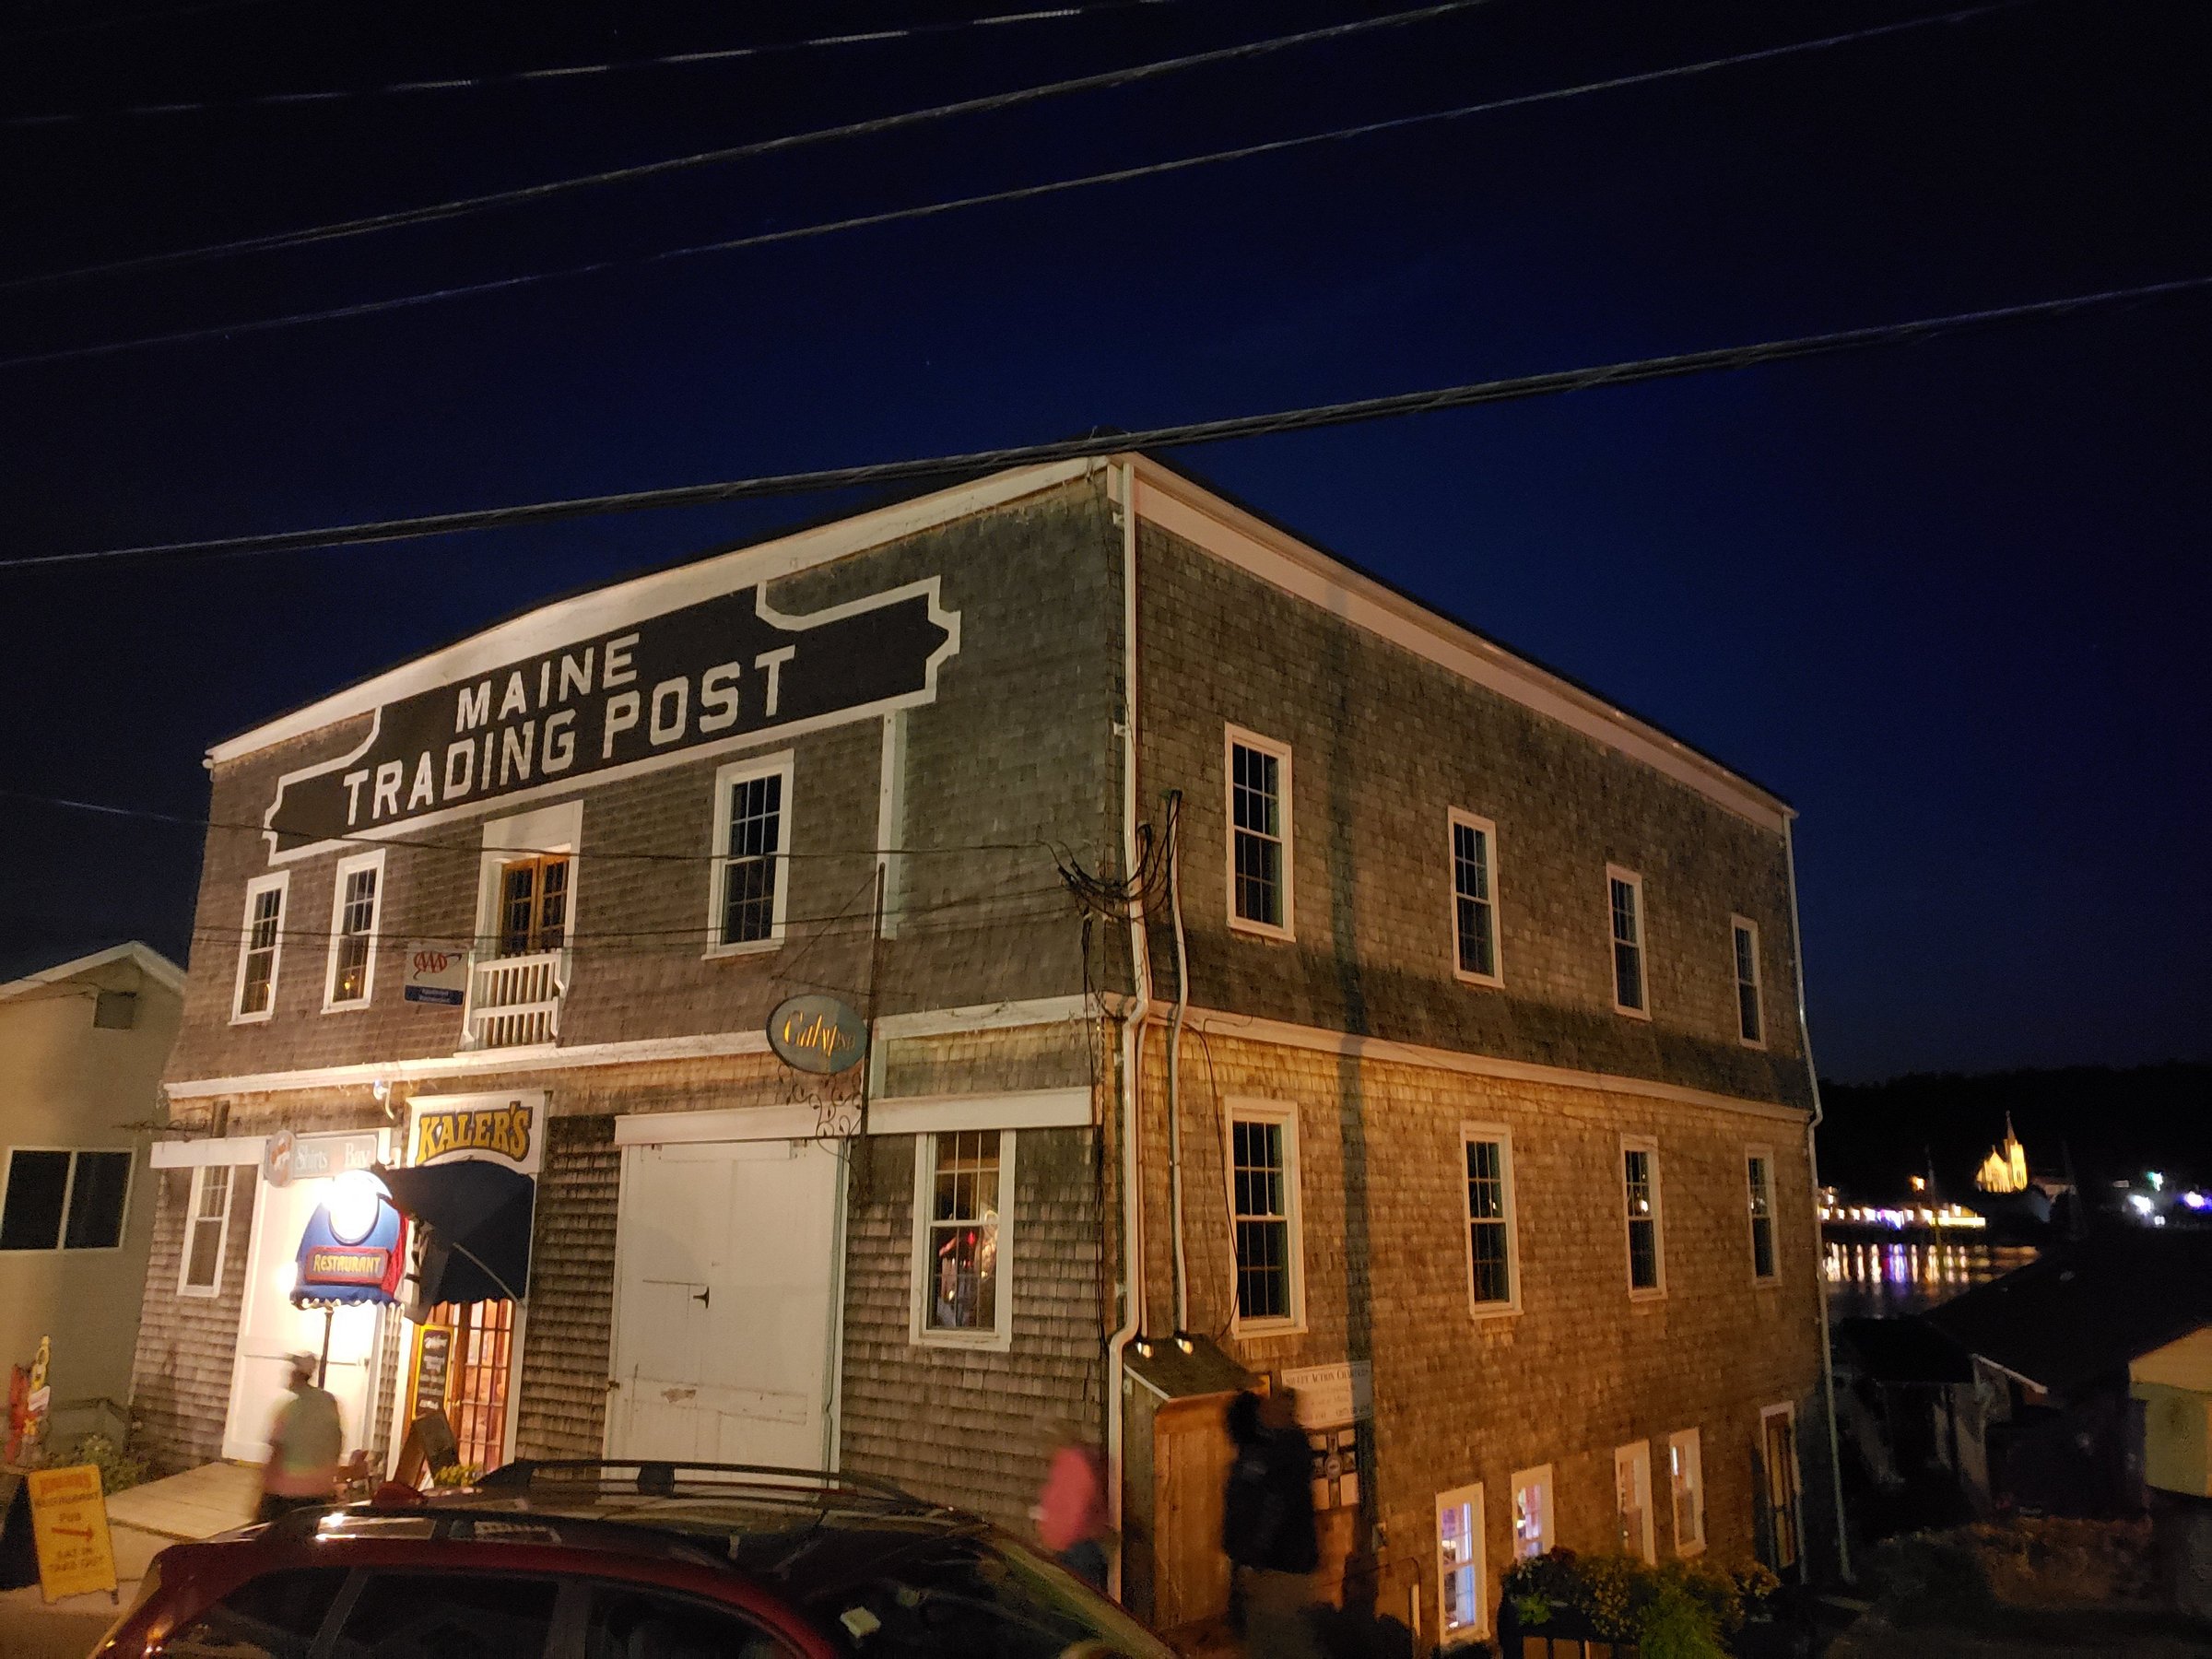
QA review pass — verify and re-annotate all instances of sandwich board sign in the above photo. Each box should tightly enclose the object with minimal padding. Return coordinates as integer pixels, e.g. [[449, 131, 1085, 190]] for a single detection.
[[28, 1464, 117, 1603]]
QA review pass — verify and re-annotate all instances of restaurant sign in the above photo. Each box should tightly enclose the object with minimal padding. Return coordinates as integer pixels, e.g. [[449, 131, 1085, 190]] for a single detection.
[[408, 1091, 546, 1176], [768, 994, 867, 1075], [262, 576, 959, 861]]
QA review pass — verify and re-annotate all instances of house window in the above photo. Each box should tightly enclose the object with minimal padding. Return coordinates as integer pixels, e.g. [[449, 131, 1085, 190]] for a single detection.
[[1759, 1405, 1803, 1571], [1511, 1465, 1554, 1559], [1733, 916, 1764, 1046], [1226, 727, 1293, 937], [1450, 812, 1500, 984], [180, 1165, 239, 1295], [324, 851, 385, 1010], [708, 755, 793, 954], [1608, 866, 1646, 1015], [913, 1130, 1013, 1348], [1668, 1428, 1706, 1556], [497, 855, 570, 957], [1463, 1129, 1516, 1313], [1229, 1104, 1301, 1329], [1623, 1138, 1664, 1295], [1616, 1441, 1655, 1563], [1747, 1150, 1778, 1282], [1436, 1484, 1487, 1642], [232, 872, 289, 1021], [0, 1149, 131, 1253]]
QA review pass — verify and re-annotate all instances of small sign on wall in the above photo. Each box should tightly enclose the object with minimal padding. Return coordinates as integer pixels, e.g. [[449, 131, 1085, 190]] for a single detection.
[[405, 948, 468, 1006]]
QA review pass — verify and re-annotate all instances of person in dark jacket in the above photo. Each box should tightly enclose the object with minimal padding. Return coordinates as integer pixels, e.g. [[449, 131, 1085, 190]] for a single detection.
[[1221, 1387, 1323, 1658]]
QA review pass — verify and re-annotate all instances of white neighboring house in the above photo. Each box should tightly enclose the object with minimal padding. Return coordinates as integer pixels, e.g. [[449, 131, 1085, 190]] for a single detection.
[[0, 943, 183, 1449]]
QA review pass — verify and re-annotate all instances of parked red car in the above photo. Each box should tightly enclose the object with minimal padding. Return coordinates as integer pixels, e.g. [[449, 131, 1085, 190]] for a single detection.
[[92, 1461, 1172, 1659]]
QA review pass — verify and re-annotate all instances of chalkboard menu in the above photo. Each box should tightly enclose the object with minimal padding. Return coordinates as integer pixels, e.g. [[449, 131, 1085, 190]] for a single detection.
[[410, 1325, 453, 1420]]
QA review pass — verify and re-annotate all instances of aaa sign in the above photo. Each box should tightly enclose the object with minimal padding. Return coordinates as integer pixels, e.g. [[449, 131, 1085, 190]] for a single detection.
[[28, 1464, 117, 1602]]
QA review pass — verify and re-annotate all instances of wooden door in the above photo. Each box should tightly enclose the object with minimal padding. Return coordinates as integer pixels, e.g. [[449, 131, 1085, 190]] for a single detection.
[[1152, 1396, 1237, 1631]]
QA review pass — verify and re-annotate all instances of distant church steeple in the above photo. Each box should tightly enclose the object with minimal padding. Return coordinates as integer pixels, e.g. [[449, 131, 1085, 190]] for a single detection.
[[1975, 1113, 2030, 1194]]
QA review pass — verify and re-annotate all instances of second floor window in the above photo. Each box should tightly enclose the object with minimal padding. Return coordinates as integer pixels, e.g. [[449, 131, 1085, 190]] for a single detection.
[[1623, 1140, 1664, 1294], [1609, 867, 1647, 1014], [710, 756, 793, 952], [324, 852, 384, 1009], [1230, 1107, 1300, 1326], [1450, 812, 1500, 983], [499, 855, 569, 957], [1733, 917, 1765, 1045], [1227, 728, 1292, 936], [180, 1164, 238, 1294], [233, 873, 288, 1021], [1747, 1151, 1778, 1281], [1465, 1131, 1514, 1311]]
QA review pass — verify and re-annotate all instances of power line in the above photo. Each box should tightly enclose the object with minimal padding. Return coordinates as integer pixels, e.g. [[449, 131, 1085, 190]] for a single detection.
[[6, 272, 2204, 572], [0, 2, 2032, 372], [0, 1, 1484, 292], [5, 0, 1200, 128]]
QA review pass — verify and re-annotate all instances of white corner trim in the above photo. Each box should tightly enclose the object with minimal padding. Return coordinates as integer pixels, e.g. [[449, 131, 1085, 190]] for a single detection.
[[867, 1088, 1091, 1135], [1126, 460, 1790, 831], [150, 1134, 270, 1169], [209, 462, 1088, 764]]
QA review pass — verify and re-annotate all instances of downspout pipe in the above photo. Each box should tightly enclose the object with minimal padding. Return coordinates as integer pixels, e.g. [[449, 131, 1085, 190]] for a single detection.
[[1165, 790, 1190, 1336], [1105, 461, 1150, 1600], [1786, 817, 1853, 1586]]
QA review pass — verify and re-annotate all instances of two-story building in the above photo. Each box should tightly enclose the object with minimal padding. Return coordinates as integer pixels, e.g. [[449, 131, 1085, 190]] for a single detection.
[[133, 454, 1834, 1644]]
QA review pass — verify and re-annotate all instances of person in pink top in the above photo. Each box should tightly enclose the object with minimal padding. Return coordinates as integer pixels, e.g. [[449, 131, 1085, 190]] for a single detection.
[[1033, 1419, 1112, 1590]]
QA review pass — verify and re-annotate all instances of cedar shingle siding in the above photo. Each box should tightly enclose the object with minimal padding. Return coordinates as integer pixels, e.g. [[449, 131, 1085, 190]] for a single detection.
[[129, 1165, 253, 1474], [515, 1115, 619, 1459]]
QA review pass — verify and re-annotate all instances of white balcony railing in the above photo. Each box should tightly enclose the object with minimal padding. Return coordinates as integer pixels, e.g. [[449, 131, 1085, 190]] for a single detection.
[[463, 949, 564, 1050]]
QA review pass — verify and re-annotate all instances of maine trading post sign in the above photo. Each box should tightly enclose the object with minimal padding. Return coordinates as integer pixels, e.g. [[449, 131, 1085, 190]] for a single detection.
[[261, 577, 959, 858]]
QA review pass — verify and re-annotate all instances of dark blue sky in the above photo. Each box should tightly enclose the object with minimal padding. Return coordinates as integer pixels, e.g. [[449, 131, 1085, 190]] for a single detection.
[[3, 0, 2206, 1080]]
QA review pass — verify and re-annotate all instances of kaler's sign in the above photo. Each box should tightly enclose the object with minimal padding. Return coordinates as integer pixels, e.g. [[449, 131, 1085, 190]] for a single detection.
[[261, 577, 959, 859]]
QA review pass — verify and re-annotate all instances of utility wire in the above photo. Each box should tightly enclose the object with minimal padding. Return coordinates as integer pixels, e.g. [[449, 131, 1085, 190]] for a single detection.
[[0, 1, 1485, 292], [6, 0, 1200, 128], [0, 2, 2031, 372], [6, 272, 2204, 573]]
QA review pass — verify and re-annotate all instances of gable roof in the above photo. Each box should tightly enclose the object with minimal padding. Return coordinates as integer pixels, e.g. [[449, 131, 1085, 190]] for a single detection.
[[0, 940, 187, 1004], [1924, 1229, 2212, 1394]]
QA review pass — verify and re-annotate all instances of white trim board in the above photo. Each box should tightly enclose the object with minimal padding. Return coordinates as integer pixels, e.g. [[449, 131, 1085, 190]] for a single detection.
[[1126, 460, 1790, 831], [868, 1088, 1090, 1134], [0, 940, 186, 1003], [150, 1135, 270, 1169], [209, 462, 1089, 764]]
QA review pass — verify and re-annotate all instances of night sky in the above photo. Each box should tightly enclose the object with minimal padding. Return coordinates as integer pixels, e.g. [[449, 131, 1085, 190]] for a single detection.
[[3, 0, 2206, 1082]]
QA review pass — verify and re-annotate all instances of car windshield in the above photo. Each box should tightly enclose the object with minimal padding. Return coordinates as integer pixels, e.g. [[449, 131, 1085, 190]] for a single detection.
[[806, 1534, 1174, 1659]]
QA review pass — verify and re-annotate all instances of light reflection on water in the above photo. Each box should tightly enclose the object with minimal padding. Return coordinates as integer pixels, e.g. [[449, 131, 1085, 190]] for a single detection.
[[1822, 1239, 2040, 1319]]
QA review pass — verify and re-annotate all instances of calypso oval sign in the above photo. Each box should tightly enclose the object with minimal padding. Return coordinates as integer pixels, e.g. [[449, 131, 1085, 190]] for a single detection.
[[768, 994, 866, 1075]]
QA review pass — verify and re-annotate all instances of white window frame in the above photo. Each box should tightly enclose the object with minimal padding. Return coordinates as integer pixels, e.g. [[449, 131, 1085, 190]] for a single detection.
[[1224, 725, 1295, 941], [1622, 1134, 1666, 1300], [1510, 1463, 1555, 1559], [1668, 1427, 1706, 1556], [1225, 1099, 1305, 1336], [1460, 1124, 1519, 1317], [1435, 1482, 1488, 1644], [705, 751, 794, 959], [176, 1164, 239, 1297], [1615, 1441, 1656, 1563], [909, 1128, 1017, 1352], [1447, 809, 1502, 988], [0, 1147, 135, 1255], [322, 848, 387, 1012], [230, 869, 290, 1024], [1747, 1146, 1780, 1286], [1607, 865, 1649, 1018], [1759, 1402, 1805, 1571], [1732, 914, 1766, 1049]]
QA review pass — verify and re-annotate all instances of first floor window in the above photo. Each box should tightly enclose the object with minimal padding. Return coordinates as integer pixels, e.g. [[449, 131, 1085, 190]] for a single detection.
[[711, 758, 791, 950], [1760, 1406, 1803, 1571], [1669, 1428, 1706, 1556], [1609, 866, 1646, 1014], [1616, 1441, 1655, 1563], [180, 1164, 238, 1294], [1733, 916, 1765, 1044], [1228, 729, 1292, 935], [1624, 1140, 1664, 1294], [235, 874, 288, 1018], [1511, 1465, 1554, 1559], [916, 1130, 1011, 1345], [1747, 1151, 1778, 1281], [1464, 1132, 1514, 1311], [1230, 1108, 1300, 1326], [0, 1148, 131, 1252], [1437, 1485, 1487, 1642], [1450, 813, 1500, 982], [325, 852, 384, 1007]]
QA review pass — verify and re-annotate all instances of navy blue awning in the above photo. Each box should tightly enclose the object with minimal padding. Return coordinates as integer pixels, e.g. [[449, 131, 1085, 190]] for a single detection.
[[377, 1159, 535, 1305]]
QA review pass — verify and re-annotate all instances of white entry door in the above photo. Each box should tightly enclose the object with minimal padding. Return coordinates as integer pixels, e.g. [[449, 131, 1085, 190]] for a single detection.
[[223, 1174, 382, 1464], [606, 1139, 841, 1470]]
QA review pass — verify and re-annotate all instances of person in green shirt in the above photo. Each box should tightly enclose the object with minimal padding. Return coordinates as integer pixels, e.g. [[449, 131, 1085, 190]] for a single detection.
[[256, 1352, 345, 1524]]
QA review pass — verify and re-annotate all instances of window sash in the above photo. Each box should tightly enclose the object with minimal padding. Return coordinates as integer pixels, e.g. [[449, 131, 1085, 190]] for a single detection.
[[1452, 819, 1497, 980], [1734, 921, 1763, 1042], [1465, 1136, 1512, 1308], [1, 1150, 128, 1253], [182, 1166, 232, 1291], [1625, 1147, 1661, 1290], [1231, 1116, 1294, 1323], [239, 884, 283, 1015], [922, 1130, 1004, 1336], [1748, 1155, 1777, 1280], [718, 771, 784, 947], [1230, 740, 1286, 928], [1669, 1431, 1704, 1552], [1437, 1488, 1485, 1639], [64, 1151, 131, 1250], [331, 865, 379, 1003], [1610, 876, 1644, 1010], [499, 856, 570, 957]]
